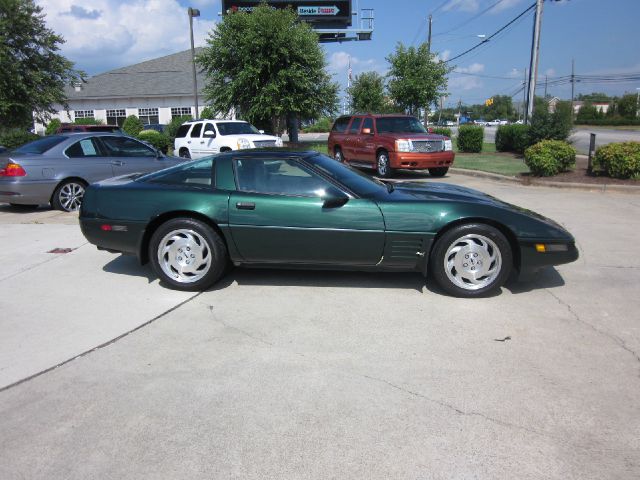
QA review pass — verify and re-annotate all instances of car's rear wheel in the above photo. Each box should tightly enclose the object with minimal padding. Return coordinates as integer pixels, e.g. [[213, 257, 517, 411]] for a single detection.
[[149, 218, 228, 291], [179, 148, 191, 159], [376, 150, 394, 178], [428, 167, 449, 177], [334, 147, 344, 163], [430, 223, 512, 298], [52, 179, 86, 212]]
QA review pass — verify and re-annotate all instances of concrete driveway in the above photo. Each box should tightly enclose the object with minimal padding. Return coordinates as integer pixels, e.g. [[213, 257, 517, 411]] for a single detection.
[[0, 176, 639, 479]]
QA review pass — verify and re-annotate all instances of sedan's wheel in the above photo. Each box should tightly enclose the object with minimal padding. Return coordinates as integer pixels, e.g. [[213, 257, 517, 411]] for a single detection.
[[149, 218, 228, 291], [428, 167, 449, 177], [52, 180, 86, 212], [179, 148, 191, 159], [334, 147, 344, 163], [376, 150, 393, 178], [430, 224, 512, 297]]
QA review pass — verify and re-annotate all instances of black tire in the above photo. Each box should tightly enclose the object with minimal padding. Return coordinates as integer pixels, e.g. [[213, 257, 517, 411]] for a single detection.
[[428, 167, 449, 177], [179, 148, 191, 159], [430, 223, 512, 298], [149, 218, 228, 291], [10, 203, 39, 209], [51, 179, 87, 212], [334, 147, 344, 163], [376, 150, 394, 178]]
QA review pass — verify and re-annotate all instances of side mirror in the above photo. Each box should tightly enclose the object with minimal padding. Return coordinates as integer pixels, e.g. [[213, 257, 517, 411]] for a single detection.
[[321, 186, 349, 208], [259, 129, 265, 134], [362, 128, 373, 135], [203, 130, 215, 137]]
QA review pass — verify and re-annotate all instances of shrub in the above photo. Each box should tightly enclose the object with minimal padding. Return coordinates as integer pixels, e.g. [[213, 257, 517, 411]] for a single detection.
[[0, 129, 39, 149], [137, 130, 170, 153], [166, 115, 192, 141], [593, 142, 640, 179], [302, 117, 333, 133], [524, 140, 576, 177], [528, 100, 573, 145], [431, 127, 452, 138], [45, 119, 61, 135], [456, 125, 484, 152], [74, 117, 103, 125], [495, 124, 531, 153], [122, 115, 144, 136]]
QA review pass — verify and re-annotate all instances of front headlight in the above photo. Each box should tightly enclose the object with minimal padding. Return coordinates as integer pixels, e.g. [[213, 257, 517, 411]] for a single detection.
[[395, 139, 412, 152], [275, 137, 283, 147], [444, 139, 453, 151], [237, 138, 251, 149]]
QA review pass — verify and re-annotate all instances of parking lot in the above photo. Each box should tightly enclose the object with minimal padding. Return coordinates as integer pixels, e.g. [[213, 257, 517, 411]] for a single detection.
[[1, 174, 639, 479]]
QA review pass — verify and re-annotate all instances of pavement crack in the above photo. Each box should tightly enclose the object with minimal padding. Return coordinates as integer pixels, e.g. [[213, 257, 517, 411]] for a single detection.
[[208, 306, 274, 347], [0, 292, 203, 393], [360, 373, 555, 440], [0, 242, 89, 283], [546, 290, 640, 368]]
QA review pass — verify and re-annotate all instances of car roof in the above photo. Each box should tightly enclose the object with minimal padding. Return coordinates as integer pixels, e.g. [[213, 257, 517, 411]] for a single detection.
[[55, 132, 126, 137], [185, 119, 247, 124]]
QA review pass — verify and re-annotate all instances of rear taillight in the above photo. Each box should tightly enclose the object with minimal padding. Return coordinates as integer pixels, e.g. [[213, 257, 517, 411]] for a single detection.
[[0, 162, 27, 177]]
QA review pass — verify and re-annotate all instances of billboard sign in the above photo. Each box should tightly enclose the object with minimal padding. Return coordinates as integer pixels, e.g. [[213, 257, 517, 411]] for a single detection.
[[221, 1, 352, 28]]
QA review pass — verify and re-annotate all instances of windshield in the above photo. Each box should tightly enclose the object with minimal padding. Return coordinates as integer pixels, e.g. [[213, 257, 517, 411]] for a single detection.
[[376, 117, 427, 134], [12, 136, 67, 154], [216, 122, 260, 136], [308, 154, 387, 198]]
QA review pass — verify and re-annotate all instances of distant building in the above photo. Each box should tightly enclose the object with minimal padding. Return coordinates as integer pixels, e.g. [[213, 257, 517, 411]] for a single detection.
[[34, 49, 231, 134], [548, 97, 611, 115]]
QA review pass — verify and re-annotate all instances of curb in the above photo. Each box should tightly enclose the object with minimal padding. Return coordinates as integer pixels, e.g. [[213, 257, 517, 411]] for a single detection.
[[449, 168, 640, 194]]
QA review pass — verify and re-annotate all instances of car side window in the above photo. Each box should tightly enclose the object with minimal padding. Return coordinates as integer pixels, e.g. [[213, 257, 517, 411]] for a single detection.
[[147, 158, 213, 187], [203, 123, 216, 138], [175, 124, 191, 138], [234, 158, 333, 197], [190, 123, 203, 138], [361, 117, 374, 133], [99, 136, 156, 157], [331, 117, 350, 133], [348, 117, 362, 134], [65, 138, 103, 158]]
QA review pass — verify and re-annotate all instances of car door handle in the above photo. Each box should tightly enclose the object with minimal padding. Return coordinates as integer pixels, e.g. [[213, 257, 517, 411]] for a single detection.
[[236, 202, 255, 210], [110, 161, 124, 166], [200, 141, 204, 144]]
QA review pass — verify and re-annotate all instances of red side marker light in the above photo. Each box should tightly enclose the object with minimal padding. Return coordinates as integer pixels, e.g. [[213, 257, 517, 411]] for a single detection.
[[0, 162, 27, 177], [100, 224, 113, 231]]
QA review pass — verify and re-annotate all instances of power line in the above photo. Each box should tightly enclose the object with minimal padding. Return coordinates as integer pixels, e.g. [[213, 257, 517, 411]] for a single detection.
[[446, 2, 536, 63], [433, 0, 506, 38]]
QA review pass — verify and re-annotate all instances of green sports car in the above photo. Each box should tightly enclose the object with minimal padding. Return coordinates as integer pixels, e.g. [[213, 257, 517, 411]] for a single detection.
[[79, 150, 578, 297]]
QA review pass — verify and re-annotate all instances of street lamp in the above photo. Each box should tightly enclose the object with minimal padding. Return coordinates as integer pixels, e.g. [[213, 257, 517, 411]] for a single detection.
[[188, 7, 201, 118]]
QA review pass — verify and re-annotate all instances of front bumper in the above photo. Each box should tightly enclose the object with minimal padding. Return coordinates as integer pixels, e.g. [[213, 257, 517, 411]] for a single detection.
[[389, 151, 455, 169], [519, 240, 579, 271]]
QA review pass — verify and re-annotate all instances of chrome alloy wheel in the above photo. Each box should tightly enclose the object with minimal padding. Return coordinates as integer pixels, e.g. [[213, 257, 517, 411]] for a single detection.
[[157, 229, 212, 284], [443, 234, 502, 291], [377, 153, 389, 176], [334, 149, 343, 162], [58, 182, 85, 211]]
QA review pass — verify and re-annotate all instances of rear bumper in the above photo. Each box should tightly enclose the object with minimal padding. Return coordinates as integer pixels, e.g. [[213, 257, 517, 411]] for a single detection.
[[0, 179, 56, 205], [389, 151, 455, 169], [79, 217, 146, 258]]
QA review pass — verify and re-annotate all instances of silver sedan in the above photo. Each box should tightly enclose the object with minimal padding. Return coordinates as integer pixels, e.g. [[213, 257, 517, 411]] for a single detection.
[[0, 133, 185, 211]]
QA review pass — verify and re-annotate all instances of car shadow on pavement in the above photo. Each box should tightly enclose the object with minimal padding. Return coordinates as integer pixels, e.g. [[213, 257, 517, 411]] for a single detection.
[[504, 267, 565, 294], [102, 254, 156, 283]]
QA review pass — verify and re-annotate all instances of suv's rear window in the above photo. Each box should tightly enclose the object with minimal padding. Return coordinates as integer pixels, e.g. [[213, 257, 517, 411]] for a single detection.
[[12, 136, 67, 154], [331, 117, 350, 133], [175, 124, 191, 138]]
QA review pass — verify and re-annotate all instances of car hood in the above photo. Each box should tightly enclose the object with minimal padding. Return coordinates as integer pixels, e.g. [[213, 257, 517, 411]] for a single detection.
[[389, 181, 502, 205]]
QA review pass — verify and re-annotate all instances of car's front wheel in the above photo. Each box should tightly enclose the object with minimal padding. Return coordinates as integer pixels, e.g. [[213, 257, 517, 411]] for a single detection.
[[149, 218, 228, 291], [430, 223, 512, 297], [52, 179, 86, 212], [376, 150, 394, 178]]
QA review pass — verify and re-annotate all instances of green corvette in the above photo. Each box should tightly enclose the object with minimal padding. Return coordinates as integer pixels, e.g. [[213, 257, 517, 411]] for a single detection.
[[79, 150, 578, 297]]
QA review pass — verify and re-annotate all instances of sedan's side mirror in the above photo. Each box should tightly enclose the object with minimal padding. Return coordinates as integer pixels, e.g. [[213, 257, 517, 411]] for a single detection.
[[321, 186, 349, 208]]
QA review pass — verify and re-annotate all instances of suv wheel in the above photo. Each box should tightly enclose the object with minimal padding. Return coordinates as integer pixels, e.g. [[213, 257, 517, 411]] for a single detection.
[[376, 150, 393, 178], [334, 147, 344, 163], [179, 148, 191, 159]]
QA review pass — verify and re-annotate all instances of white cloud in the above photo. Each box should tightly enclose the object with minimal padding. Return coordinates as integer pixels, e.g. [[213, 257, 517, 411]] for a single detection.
[[36, 0, 216, 74], [436, 50, 451, 62], [457, 63, 485, 74], [327, 51, 385, 84], [443, 0, 480, 13], [492, 0, 524, 13], [507, 68, 522, 78], [449, 76, 483, 91], [545, 68, 556, 77]]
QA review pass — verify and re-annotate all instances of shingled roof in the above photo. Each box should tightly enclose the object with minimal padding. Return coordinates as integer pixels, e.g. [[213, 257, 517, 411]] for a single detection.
[[65, 49, 206, 100]]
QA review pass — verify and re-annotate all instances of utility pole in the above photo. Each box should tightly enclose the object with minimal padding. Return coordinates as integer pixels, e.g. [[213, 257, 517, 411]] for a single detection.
[[570, 59, 576, 119], [457, 98, 462, 126], [525, 0, 544, 124], [544, 75, 548, 98], [427, 14, 432, 53], [522, 68, 527, 121]]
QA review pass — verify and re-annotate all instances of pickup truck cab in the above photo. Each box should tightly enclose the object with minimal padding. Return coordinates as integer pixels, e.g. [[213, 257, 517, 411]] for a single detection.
[[328, 114, 454, 178]]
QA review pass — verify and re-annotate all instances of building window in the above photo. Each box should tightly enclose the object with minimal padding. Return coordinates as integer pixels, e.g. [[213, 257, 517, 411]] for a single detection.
[[106, 109, 127, 127], [138, 107, 159, 125], [171, 107, 192, 119], [74, 110, 95, 120]]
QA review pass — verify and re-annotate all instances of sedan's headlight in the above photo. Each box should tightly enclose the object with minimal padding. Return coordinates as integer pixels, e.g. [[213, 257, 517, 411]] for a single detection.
[[395, 140, 412, 152], [444, 139, 453, 151], [275, 137, 283, 147], [237, 138, 251, 149]]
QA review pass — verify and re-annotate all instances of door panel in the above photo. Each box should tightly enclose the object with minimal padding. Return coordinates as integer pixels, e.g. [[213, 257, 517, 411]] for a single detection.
[[98, 136, 161, 175]]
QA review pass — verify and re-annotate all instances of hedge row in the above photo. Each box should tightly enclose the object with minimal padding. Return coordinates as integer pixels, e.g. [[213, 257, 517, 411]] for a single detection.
[[431, 127, 452, 138], [524, 140, 576, 176], [593, 142, 640, 179], [0, 129, 39, 149], [495, 124, 531, 153], [576, 117, 640, 126], [456, 125, 484, 153]]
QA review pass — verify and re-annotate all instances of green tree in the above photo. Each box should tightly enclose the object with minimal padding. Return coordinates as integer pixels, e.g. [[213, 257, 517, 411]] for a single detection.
[[529, 100, 573, 144], [482, 95, 514, 121], [0, 0, 84, 129], [197, 5, 339, 137], [348, 71, 386, 113], [200, 106, 216, 120], [386, 42, 450, 116], [617, 94, 638, 119], [122, 115, 144, 136], [45, 118, 61, 135]]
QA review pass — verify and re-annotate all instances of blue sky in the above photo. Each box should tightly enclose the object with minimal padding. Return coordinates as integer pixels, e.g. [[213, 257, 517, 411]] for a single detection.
[[38, 0, 640, 108]]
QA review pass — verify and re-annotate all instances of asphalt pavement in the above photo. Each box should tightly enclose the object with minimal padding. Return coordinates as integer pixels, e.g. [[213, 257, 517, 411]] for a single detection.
[[0, 177, 639, 479]]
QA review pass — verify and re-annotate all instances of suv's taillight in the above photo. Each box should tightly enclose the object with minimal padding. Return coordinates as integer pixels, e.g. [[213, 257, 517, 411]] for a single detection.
[[0, 162, 27, 177]]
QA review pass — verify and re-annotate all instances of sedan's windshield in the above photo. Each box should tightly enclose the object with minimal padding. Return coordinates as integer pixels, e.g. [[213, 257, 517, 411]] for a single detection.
[[376, 117, 427, 134], [308, 154, 388, 198], [12, 136, 67, 154], [216, 122, 260, 136]]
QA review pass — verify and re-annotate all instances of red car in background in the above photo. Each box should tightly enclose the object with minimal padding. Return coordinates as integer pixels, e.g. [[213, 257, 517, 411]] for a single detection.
[[328, 114, 455, 178]]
